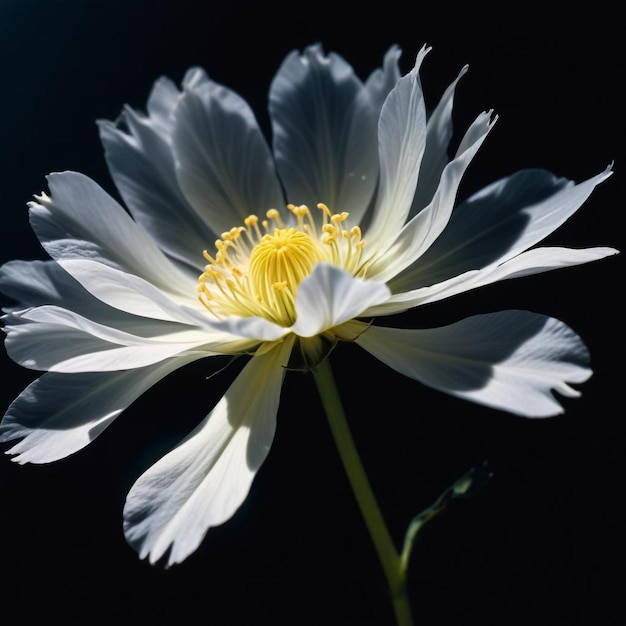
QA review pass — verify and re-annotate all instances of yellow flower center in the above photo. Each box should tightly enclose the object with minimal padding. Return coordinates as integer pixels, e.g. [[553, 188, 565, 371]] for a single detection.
[[198, 203, 366, 327]]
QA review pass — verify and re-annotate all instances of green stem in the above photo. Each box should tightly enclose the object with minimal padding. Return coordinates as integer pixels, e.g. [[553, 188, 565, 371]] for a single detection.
[[312, 358, 413, 626]]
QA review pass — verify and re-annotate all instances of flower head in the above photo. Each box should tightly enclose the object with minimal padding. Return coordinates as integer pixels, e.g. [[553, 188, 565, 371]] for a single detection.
[[0, 44, 617, 566]]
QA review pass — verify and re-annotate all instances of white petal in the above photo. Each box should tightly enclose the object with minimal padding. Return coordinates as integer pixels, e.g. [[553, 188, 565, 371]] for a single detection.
[[57, 258, 203, 323], [123, 337, 294, 566], [29, 172, 192, 297], [269, 44, 378, 225], [4, 305, 213, 372], [392, 167, 612, 292], [370, 246, 618, 316], [172, 74, 285, 236], [464, 246, 619, 285], [365, 46, 430, 248], [356, 311, 592, 417], [0, 355, 202, 464], [99, 104, 214, 274], [368, 110, 495, 283], [204, 315, 290, 343], [364, 45, 402, 114], [0, 260, 189, 337], [290, 263, 390, 337], [0, 259, 99, 312], [472, 166, 612, 264], [410, 64, 469, 216], [55, 258, 289, 345], [52, 258, 289, 347], [99, 68, 227, 273], [144, 75, 182, 136]]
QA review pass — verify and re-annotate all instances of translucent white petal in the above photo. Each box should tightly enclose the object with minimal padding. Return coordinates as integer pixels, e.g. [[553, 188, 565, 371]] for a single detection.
[[29, 172, 192, 297], [364, 45, 402, 114], [368, 110, 496, 283], [464, 246, 619, 285], [0, 355, 202, 464], [69, 259, 280, 342], [356, 311, 592, 417], [0, 259, 101, 313], [172, 74, 285, 236], [470, 166, 612, 264], [365, 46, 430, 248], [205, 316, 289, 343], [0, 260, 189, 336], [410, 64, 468, 216], [123, 337, 294, 566], [391, 167, 613, 292], [144, 75, 181, 136], [61, 254, 203, 316], [4, 306, 214, 372], [98, 68, 219, 270], [269, 43, 378, 225], [369, 246, 618, 316], [290, 263, 390, 337], [99, 103, 214, 274], [55, 259, 288, 343]]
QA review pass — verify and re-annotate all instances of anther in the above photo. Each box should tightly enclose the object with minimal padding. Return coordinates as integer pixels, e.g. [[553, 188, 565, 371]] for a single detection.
[[331, 212, 349, 225], [266, 208, 285, 228], [317, 202, 332, 217]]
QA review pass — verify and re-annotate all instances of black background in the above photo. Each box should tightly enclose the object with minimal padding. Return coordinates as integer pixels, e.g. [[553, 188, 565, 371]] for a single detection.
[[1, 1, 624, 624]]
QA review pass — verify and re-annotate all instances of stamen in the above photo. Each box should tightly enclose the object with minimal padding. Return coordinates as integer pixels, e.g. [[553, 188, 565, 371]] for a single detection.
[[244, 215, 262, 242], [266, 208, 284, 228], [317, 202, 332, 218], [331, 212, 349, 225]]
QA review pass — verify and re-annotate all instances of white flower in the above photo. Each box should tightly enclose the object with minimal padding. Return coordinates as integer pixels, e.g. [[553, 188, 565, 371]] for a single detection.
[[0, 44, 617, 566]]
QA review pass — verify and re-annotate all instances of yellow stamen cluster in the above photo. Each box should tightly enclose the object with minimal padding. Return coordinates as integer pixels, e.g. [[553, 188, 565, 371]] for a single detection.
[[198, 203, 365, 327]]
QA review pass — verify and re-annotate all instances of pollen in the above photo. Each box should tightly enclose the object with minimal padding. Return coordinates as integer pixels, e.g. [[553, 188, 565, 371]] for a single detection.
[[198, 203, 366, 326]]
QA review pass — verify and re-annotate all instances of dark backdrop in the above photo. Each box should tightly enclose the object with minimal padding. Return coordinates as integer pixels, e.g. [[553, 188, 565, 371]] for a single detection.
[[1, 1, 624, 624]]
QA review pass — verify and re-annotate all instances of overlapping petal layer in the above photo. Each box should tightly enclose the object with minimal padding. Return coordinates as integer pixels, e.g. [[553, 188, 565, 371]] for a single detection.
[[98, 69, 224, 272], [4, 306, 211, 372], [364, 46, 430, 248], [29, 172, 193, 296], [367, 168, 616, 315], [172, 70, 286, 236], [269, 44, 379, 226]]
